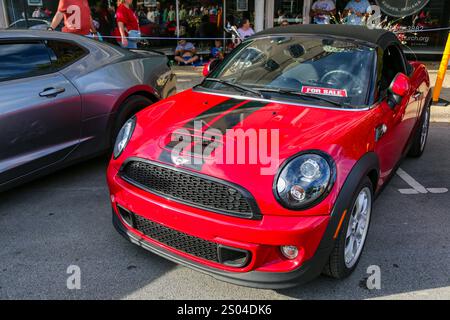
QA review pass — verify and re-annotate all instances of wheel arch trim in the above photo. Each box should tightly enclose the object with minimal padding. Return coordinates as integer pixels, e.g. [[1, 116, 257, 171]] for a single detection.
[[321, 152, 379, 250]]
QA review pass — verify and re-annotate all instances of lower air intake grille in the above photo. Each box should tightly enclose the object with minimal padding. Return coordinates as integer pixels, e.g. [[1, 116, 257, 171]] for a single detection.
[[125, 210, 250, 267], [134, 214, 219, 262]]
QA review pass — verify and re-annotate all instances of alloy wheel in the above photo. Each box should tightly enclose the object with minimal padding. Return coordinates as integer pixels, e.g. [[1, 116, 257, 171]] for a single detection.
[[344, 187, 372, 268], [420, 107, 430, 152]]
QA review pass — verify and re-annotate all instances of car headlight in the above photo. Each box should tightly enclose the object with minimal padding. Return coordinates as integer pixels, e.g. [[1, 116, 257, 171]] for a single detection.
[[274, 152, 336, 210], [113, 117, 136, 159]]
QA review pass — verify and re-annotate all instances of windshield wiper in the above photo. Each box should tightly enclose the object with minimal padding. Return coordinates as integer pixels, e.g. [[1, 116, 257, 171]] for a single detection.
[[257, 87, 345, 108], [202, 78, 264, 98]]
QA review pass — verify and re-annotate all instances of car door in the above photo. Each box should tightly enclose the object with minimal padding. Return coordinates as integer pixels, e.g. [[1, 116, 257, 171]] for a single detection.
[[374, 45, 420, 179], [0, 41, 81, 185]]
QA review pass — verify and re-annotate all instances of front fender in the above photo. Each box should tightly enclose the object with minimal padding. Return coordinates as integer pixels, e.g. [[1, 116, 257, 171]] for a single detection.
[[314, 152, 379, 257]]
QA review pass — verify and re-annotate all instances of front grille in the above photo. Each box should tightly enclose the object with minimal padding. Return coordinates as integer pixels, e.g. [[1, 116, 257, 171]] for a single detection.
[[133, 214, 219, 262], [120, 159, 259, 219]]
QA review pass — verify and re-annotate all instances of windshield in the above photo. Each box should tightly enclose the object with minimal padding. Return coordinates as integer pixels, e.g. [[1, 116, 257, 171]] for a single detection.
[[201, 36, 376, 108]]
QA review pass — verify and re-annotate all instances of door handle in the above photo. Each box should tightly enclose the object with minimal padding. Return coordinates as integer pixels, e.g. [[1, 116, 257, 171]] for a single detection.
[[413, 91, 423, 100], [39, 87, 65, 98]]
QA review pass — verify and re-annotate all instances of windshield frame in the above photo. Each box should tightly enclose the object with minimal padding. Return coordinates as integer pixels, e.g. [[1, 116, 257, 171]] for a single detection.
[[195, 34, 379, 109]]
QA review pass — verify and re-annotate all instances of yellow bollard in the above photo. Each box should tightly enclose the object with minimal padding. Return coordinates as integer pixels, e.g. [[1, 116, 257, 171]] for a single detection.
[[433, 32, 450, 103]]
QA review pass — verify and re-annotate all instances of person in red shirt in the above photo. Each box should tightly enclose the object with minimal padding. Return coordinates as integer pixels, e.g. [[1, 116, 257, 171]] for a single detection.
[[116, 0, 140, 49], [49, 0, 97, 36]]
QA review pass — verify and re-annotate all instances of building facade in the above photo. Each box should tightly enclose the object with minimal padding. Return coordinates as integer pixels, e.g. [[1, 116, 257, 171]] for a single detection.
[[1, 0, 449, 54]]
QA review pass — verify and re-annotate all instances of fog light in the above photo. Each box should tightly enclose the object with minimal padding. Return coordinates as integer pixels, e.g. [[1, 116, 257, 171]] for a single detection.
[[280, 245, 299, 259]]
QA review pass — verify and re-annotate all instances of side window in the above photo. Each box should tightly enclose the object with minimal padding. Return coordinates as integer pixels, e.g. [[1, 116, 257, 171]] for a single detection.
[[380, 45, 407, 93], [0, 42, 52, 81], [46, 40, 87, 69]]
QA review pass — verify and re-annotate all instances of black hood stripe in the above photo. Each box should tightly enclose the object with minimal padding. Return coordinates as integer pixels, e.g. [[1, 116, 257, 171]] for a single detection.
[[198, 101, 268, 160], [158, 97, 241, 167], [159, 99, 270, 171], [183, 98, 242, 129], [204, 100, 268, 135], [162, 97, 243, 150]]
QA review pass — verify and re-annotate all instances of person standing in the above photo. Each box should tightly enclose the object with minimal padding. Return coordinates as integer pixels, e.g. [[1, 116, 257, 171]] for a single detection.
[[147, 7, 155, 23], [179, 5, 187, 22], [49, 0, 97, 35], [343, 0, 371, 25], [167, 5, 176, 22], [310, 0, 336, 24], [162, 7, 168, 24], [154, 6, 161, 24], [116, 0, 140, 49]]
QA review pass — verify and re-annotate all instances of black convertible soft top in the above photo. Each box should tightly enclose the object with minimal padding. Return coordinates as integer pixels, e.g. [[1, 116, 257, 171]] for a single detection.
[[254, 25, 400, 50]]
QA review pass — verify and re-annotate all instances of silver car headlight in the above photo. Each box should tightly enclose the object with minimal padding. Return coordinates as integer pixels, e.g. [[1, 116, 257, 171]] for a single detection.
[[113, 117, 136, 159], [274, 152, 336, 210]]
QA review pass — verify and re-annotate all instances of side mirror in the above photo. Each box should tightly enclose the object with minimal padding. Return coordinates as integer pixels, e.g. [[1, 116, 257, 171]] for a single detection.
[[387, 73, 410, 108], [202, 59, 220, 77]]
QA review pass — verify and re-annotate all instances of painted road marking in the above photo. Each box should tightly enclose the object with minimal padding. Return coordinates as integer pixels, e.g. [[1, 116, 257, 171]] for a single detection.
[[396, 168, 428, 193], [426, 188, 449, 194], [398, 188, 420, 194], [396, 168, 448, 194]]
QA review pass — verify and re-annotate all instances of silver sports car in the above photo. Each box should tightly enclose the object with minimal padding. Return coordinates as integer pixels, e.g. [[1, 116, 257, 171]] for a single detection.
[[0, 30, 176, 191]]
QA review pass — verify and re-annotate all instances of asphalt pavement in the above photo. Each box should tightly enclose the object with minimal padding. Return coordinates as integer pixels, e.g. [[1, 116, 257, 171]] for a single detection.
[[0, 122, 449, 300]]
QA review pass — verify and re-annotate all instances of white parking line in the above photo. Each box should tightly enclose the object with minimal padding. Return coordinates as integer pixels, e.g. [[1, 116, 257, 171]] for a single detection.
[[426, 188, 449, 194], [396, 168, 448, 194], [398, 188, 420, 194], [396, 168, 428, 193]]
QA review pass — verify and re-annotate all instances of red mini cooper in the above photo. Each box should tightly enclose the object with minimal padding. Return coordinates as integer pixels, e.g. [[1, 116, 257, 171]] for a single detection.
[[107, 25, 431, 288]]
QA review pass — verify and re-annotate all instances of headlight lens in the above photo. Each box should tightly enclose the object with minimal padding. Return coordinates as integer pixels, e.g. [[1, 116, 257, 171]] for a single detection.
[[274, 153, 336, 210], [113, 117, 136, 159]]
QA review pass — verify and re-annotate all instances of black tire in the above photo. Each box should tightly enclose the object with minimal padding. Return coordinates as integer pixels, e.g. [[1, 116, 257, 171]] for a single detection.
[[111, 95, 154, 146], [323, 177, 373, 279], [408, 100, 431, 158]]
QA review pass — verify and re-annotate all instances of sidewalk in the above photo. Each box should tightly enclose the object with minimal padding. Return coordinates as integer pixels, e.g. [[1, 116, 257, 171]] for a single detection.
[[173, 64, 450, 123], [173, 66, 204, 92], [425, 62, 450, 123]]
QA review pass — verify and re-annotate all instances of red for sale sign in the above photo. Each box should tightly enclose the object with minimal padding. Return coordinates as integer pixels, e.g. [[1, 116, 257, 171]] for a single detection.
[[301, 86, 348, 97]]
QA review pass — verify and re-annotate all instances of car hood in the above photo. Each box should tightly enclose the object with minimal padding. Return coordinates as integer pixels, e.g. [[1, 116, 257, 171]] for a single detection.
[[130, 89, 369, 160], [120, 89, 373, 216]]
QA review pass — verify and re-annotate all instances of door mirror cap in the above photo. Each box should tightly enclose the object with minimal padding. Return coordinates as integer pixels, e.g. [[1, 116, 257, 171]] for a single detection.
[[202, 59, 220, 77], [387, 73, 410, 108], [389, 72, 410, 97]]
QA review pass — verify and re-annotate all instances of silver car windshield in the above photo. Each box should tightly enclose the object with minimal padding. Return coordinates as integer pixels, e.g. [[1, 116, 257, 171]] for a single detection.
[[204, 35, 376, 108]]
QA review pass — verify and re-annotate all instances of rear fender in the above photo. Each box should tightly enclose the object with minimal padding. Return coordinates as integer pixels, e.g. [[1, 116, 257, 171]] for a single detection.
[[112, 85, 160, 114]]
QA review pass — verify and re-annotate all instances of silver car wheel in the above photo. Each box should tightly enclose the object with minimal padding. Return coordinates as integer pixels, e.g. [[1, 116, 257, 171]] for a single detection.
[[420, 107, 430, 152], [344, 187, 372, 269]]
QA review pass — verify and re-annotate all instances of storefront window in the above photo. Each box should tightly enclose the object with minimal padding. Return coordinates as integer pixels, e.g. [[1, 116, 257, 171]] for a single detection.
[[273, 0, 304, 26], [303, 0, 450, 51], [3, 0, 448, 55], [225, 0, 255, 27]]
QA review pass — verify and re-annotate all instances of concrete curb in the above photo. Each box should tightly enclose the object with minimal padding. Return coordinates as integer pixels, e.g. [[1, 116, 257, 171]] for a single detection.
[[431, 105, 450, 123]]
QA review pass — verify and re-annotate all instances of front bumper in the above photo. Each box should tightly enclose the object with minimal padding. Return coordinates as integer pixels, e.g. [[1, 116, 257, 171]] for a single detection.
[[108, 164, 333, 289], [113, 211, 331, 289]]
